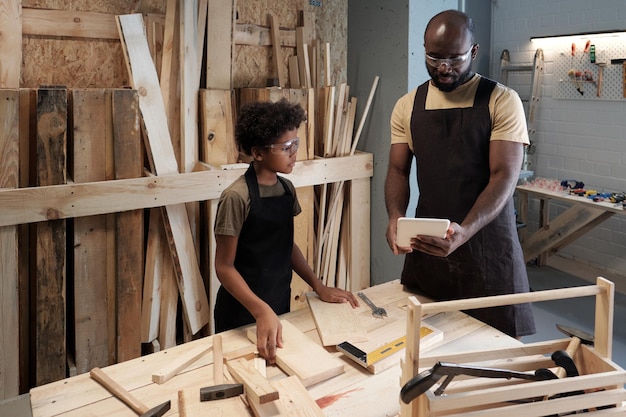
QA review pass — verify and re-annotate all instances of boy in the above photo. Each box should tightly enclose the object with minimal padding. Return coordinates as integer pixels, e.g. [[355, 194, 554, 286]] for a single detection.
[[214, 99, 359, 363]]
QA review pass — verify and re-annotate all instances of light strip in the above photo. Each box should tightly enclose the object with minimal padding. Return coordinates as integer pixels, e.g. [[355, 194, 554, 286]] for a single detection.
[[531, 30, 626, 42]]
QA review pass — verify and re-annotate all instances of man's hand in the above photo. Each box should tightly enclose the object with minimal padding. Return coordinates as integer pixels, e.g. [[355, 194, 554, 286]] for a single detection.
[[255, 307, 283, 365], [410, 222, 462, 257], [386, 218, 413, 255]]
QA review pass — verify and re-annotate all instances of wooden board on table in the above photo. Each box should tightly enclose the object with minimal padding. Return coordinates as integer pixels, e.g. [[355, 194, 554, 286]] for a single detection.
[[247, 320, 345, 387], [71, 89, 109, 374], [249, 375, 324, 417], [117, 13, 209, 335], [112, 89, 144, 362], [35, 87, 68, 385], [305, 292, 366, 346]]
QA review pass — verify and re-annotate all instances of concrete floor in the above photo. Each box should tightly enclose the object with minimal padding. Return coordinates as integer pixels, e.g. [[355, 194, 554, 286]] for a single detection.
[[522, 264, 626, 369]]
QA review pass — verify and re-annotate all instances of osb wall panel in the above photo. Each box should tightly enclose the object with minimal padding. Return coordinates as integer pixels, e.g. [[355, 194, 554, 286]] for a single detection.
[[234, 0, 347, 88], [21, 0, 165, 88], [20, 0, 347, 90]]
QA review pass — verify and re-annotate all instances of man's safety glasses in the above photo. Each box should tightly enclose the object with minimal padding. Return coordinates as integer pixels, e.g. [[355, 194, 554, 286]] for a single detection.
[[264, 138, 299, 155], [425, 46, 475, 69]]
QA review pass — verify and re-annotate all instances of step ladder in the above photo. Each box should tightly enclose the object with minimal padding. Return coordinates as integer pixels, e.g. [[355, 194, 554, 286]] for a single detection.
[[499, 49, 544, 174]]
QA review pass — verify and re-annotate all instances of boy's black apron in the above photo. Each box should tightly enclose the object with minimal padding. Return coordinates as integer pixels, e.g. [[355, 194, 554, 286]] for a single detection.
[[401, 77, 535, 337], [215, 164, 294, 332]]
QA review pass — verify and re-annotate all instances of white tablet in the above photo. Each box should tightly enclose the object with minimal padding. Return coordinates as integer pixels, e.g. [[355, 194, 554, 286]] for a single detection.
[[396, 217, 450, 247]]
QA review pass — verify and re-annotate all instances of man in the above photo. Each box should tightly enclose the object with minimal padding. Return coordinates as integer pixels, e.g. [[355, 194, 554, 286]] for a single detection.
[[384, 9, 535, 338]]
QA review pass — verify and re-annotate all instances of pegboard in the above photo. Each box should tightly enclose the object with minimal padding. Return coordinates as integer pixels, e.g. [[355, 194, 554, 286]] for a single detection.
[[553, 38, 626, 101]]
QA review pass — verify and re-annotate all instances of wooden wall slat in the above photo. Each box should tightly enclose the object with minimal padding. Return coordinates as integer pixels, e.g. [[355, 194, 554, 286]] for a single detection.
[[34, 87, 67, 386], [0, 90, 20, 399], [112, 89, 144, 362], [71, 89, 109, 374]]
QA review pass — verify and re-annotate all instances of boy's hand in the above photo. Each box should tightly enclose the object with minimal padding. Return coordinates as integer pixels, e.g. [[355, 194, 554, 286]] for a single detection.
[[316, 285, 360, 308], [255, 308, 283, 365]]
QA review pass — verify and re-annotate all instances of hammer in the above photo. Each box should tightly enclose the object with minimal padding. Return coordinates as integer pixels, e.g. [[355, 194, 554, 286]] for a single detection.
[[90, 367, 171, 417], [554, 324, 594, 378]]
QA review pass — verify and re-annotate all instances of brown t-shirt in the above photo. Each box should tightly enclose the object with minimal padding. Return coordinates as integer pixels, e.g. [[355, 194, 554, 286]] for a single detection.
[[214, 174, 301, 237]]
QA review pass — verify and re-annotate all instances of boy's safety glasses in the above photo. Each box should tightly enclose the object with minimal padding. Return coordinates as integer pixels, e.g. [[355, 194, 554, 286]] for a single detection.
[[264, 138, 299, 155]]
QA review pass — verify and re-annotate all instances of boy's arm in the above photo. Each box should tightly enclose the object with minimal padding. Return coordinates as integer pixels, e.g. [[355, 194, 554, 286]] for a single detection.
[[291, 244, 359, 307], [215, 234, 282, 363]]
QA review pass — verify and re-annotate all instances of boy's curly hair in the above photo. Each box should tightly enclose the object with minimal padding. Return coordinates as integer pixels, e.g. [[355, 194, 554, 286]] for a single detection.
[[235, 98, 307, 156]]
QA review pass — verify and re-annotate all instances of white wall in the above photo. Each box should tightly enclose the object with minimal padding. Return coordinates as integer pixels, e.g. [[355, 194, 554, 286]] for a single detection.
[[491, 1, 626, 280]]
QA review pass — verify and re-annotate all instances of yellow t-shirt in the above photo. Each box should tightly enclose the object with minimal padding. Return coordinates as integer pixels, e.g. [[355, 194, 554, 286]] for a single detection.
[[390, 74, 530, 151]]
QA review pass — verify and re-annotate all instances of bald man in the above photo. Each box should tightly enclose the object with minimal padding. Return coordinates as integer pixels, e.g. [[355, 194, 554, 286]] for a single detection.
[[384, 9, 535, 338]]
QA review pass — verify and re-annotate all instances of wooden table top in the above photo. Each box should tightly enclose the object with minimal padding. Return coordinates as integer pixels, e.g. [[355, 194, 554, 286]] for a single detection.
[[29, 280, 523, 417]]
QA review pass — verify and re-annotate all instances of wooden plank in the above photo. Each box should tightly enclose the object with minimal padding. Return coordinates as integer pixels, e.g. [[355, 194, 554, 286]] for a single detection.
[[112, 89, 144, 362], [0, 1, 22, 87], [290, 186, 314, 312], [349, 178, 370, 291], [117, 13, 209, 334], [180, 0, 199, 174], [0, 89, 19, 399], [305, 292, 365, 346], [117, 13, 178, 175], [158, 212, 178, 350], [22, 8, 118, 39], [71, 89, 109, 375], [246, 320, 345, 387], [268, 14, 285, 87], [152, 343, 213, 384], [141, 208, 165, 344], [226, 358, 279, 404], [0, 153, 373, 227], [235, 23, 296, 47], [249, 375, 324, 417], [199, 89, 238, 166], [34, 87, 67, 385], [1, 2, 22, 394], [206, 0, 234, 89]]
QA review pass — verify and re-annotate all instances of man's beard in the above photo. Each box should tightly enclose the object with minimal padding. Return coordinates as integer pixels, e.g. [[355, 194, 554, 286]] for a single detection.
[[427, 63, 473, 92]]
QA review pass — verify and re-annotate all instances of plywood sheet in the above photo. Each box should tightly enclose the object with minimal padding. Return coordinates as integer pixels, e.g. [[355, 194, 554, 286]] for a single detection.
[[305, 292, 366, 346], [247, 320, 345, 387]]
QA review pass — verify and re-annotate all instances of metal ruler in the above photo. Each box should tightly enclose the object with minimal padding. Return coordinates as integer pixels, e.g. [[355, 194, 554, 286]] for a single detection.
[[337, 326, 434, 368]]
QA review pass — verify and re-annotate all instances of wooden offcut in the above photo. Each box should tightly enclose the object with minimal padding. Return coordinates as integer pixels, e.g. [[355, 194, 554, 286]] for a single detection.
[[226, 357, 279, 404], [249, 376, 324, 417], [35, 87, 67, 385], [247, 320, 345, 387]]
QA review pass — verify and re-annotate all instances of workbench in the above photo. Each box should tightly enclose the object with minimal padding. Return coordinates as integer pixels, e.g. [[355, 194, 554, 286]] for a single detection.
[[516, 183, 626, 265], [28, 280, 523, 417]]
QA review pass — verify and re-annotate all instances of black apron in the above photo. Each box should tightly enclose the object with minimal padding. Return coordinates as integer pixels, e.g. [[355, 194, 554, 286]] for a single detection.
[[214, 164, 294, 332], [401, 77, 536, 337]]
